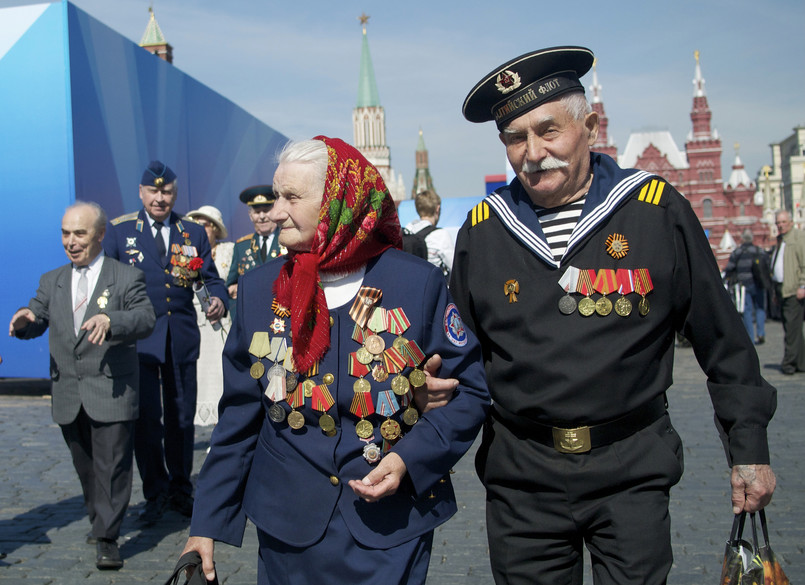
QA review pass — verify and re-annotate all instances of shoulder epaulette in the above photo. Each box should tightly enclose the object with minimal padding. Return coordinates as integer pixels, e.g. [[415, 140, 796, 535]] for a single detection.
[[182, 216, 199, 225], [635, 178, 668, 207], [470, 201, 491, 227], [110, 211, 139, 225], [236, 234, 253, 243]]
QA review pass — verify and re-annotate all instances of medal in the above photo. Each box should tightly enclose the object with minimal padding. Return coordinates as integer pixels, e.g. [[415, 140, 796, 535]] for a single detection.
[[353, 378, 371, 393], [356, 419, 374, 439], [605, 233, 630, 259], [392, 336, 409, 352], [249, 361, 265, 379], [268, 403, 286, 423], [593, 269, 617, 317], [371, 364, 388, 382], [285, 372, 298, 393], [287, 410, 305, 429], [576, 270, 595, 317], [386, 308, 411, 335], [362, 442, 382, 463], [356, 347, 374, 365], [557, 267, 580, 315], [408, 368, 427, 388], [380, 419, 401, 441], [634, 269, 653, 317], [504, 279, 519, 303], [382, 347, 407, 374], [319, 413, 336, 433], [367, 307, 387, 333], [301, 379, 315, 398], [348, 286, 382, 328], [364, 334, 386, 355], [391, 374, 410, 395], [558, 295, 577, 315], [402, 406, 419, 426], [615, 268, 634, 317]]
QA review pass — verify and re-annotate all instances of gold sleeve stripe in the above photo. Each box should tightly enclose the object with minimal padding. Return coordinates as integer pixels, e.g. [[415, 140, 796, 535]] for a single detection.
[[637, 179, 666, 205], [471, 202, 490, 226]]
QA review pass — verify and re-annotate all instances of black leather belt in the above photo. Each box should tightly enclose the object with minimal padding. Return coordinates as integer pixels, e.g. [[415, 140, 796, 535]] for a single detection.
[[491, 395, 667, 454]]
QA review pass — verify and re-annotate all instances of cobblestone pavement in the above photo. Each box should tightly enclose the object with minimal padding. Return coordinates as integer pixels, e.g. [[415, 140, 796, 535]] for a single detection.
[[0, 320, 801, 583]]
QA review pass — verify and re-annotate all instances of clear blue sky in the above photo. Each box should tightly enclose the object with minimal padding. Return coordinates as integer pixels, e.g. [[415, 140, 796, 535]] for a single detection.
[[4, 0, 804, 198]]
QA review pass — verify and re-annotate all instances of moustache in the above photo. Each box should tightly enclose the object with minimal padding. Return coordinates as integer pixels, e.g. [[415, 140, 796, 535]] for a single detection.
[[521, 157, 569, 173]]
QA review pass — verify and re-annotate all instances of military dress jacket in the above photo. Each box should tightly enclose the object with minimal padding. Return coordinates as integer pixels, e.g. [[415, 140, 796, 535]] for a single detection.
[[225, 231, 284, 287], [450, 152, 776, 466], [15, 257, 155, 424], [190, 249, 490, 549], [103, 209, 227, 365]]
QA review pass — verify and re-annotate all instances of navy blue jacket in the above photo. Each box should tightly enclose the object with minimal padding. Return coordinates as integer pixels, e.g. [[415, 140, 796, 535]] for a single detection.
[[190, 249, 490, 549], [104, 209, 227, 365]]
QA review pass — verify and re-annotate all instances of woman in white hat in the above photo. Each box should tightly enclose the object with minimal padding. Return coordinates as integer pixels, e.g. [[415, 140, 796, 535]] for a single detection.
[[186, 205, 234, 426]]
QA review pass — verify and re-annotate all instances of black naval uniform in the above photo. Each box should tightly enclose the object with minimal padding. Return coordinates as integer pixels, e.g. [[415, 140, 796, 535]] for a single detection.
[[450, 152, 776, 585]]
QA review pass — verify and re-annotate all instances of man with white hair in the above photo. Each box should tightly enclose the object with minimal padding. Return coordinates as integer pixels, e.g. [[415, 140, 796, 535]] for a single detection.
[[450, 46, 777, 584]]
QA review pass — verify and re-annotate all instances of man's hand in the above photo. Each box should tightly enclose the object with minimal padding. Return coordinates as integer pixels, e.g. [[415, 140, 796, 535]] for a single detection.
[[796, 287, 805, 301], [8, 308, 35, 336], [348, 453, 407, 503], [227, 283, 238, 299], [81, 314, 111, 345], [206, 296, 225, 322], [412, 354, 458, 413], [181, 536, 216, 582], [731, 464, 776, 513]]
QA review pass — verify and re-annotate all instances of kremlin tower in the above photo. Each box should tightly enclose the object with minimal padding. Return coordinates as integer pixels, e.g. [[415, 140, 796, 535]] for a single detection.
[[139, 7, 173, 64], [411, 129, 436, 198]]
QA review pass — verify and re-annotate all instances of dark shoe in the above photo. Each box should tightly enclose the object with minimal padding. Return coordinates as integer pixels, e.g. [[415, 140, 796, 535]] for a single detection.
[[169, 492, 194, 517], [86, 532, 97, 545], [96, 538, 123, 570], [781, 364, 796, 375], [139, 494, 167, 524], [755, 336, 765, 345]]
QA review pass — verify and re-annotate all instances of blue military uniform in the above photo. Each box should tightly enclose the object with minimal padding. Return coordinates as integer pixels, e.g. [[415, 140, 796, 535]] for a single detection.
[[190, 249, 490, 584], [104, 166, 227, 512]]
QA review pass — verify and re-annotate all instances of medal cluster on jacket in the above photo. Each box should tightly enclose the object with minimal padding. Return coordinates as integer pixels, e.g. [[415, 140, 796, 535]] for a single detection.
[[248, 287, 426, 465], [169, 232, 201, 288], [546, 234, 654, 317]]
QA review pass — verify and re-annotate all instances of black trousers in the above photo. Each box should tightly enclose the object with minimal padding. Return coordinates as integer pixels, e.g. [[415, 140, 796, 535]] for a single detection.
[[60, 407, 134, 540], [778, 286, 805, 371], [136, 334, 197, 501], [478, 413, 684, 585]]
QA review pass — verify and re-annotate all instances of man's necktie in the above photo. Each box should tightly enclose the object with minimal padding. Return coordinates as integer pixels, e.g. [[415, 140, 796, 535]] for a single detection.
[[154, 221, 167, 260], [260, 236, 268, 262], [74, 266, 89, 334]]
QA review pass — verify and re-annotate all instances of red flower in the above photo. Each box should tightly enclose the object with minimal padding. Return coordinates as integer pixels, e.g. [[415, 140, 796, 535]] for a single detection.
[[188, 257, 204, 271]]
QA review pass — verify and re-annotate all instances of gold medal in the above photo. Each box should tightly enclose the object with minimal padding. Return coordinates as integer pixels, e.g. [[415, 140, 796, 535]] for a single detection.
[[402, 406, 419, 426], [371, 364, 388, 382], [391, 374, 410, 395], [380, 419, 401, 441], [595, 296, 612, 316], [319, 413, 335, 433], [302, 379, 316, 398], [639, 296, 650, 316], [364, 334, 386, 355], [578, 296, 596, 317], [250, 361, 265, 379], [392, 336, 409, 352], [287, 410, 305, 429], [615, 296, 632, 317], [356, 347, 374, 365], [605, 233, 629, 259], [408, 368, 427, 388], [353, 378, 371, 393], [355, 419, 374, 439]]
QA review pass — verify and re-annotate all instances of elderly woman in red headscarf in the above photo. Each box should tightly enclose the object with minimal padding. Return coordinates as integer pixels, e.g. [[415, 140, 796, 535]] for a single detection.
[[181, 137, 489, 585]]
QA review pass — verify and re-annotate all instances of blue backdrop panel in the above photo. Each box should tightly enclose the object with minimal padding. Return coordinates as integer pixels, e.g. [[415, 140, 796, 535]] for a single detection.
[[0, 3, 74, 377], [67, 2, 288, 237]]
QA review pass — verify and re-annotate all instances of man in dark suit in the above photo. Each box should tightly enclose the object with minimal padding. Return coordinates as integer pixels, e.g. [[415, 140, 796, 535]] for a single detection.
[[226, 185, 284, 319], [9, 201, 155, 570], [103, 161, 227, 522]]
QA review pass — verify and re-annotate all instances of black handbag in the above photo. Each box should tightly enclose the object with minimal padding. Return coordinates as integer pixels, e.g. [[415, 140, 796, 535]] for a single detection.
[[719, 510, 790, 585], [163, 551, 219, 585]]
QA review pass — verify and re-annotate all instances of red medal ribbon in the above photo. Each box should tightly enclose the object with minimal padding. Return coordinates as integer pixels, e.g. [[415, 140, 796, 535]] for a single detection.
[[382, 347, 407, 373], [311, 384, 335, 412], [287, 389, 305, 408], [593, 269, 617, 296], [304, 361, 319, 377], [576, 270, 594, 296], [349, 286, 382, 328], [271, 298, 291, 318], [350, 392, 375, 418], [386, 308, 411, 335], [402, 340, 426, 367], [616, 269, 634, 295], [348, 353, 371, 377], [634, 269, 653, 296], [351, 323, 367, 344]]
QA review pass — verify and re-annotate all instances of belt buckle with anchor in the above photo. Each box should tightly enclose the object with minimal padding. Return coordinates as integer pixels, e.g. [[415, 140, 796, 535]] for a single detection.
[[552, 426, 592, 454]]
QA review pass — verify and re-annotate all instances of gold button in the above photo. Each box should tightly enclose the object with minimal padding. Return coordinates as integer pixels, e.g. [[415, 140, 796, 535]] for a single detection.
[[164, 269, 169, 274], [166, 297, 171, 302], [165, 283, 170, 288], [329, 475, 339, 486], [167, 311, 171, 316], [329, 316, 334, 327]]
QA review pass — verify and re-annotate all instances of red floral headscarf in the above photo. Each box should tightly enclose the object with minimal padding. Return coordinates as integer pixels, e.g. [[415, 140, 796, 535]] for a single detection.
[[273, 136, 402, 373]]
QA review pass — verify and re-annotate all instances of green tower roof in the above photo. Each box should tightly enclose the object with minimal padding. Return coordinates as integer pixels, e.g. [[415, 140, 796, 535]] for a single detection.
[[140, 8, 167, 47], [356, 23, 380, 107]]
